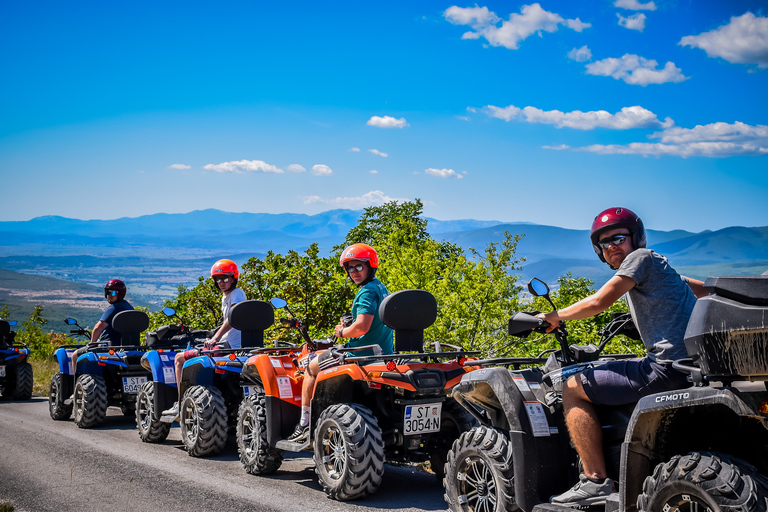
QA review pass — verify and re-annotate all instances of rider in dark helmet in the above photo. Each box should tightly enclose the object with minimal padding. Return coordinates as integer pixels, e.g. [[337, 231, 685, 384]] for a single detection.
[[540, 207, 707, 509], [70, 279, 134, 376]]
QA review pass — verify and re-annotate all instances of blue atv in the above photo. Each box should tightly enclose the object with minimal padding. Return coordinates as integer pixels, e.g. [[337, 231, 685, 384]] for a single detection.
[[135, 307, 212, 443], [49, 317, 91, 420], [0, 319, 33, 400], [177, 300, 274, 457], [67, 310, 151, 428]]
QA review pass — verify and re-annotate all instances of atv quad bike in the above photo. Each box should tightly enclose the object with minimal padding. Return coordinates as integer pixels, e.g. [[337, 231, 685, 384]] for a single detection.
[[175, 299, 275, 457], [134, 307, 212, 443], [68, 310, 152, 428], [237, 289, 480, 501], [49, 317, 90, 420], [0, 319, 33, 400], [443, 275, 768, 512]]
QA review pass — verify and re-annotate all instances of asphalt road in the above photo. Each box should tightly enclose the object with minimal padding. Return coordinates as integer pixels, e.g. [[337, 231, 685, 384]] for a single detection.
[[0, 396, 449, 512]]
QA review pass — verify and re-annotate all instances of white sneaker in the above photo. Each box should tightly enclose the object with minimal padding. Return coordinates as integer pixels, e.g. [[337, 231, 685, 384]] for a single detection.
[[160, 402, 180, 423], [63, 394, 74, 405], [550, 474, 617, 508]]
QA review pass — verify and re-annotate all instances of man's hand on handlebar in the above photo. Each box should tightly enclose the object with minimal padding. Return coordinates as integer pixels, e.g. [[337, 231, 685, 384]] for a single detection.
[[536, 311, 561, 333]]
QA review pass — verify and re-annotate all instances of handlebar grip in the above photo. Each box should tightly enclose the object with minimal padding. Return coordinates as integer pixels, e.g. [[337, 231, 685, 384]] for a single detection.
[[70, 330, 79, 334]]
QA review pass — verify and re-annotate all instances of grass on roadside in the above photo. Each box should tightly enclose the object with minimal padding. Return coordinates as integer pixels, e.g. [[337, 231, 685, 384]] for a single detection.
[[30, 358, 59, 396]]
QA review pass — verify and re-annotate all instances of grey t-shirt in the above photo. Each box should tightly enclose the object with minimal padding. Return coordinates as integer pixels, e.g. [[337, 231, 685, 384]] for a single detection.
[[615, 249, 697, 365]]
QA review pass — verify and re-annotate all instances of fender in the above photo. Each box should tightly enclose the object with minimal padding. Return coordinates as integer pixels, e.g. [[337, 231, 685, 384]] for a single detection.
[[141, 350, 178, 385], [620, 384, 768, 511], [54, 347, 74, 374], [179, 355, 217, 399]]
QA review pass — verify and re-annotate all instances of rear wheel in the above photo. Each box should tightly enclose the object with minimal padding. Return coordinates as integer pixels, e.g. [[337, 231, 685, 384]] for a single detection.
[[73, 374, 108, 428], [180, 385, 228, 457], [12, 362, 33, 400], [136, 381, 171, 443], [444, 426, 519, 512], [314, 403, 385, 501], [49, 372, 73, 420], [236, 391, 284, 474], [638, 452, 768, 512]]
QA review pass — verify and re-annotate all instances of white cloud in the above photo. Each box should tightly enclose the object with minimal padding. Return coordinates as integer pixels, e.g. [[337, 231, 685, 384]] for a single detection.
[[543, 144, 570, 150], [573, 120, 768, 158], [585, 54, 688, 86], [203, 160, 283, 173], [568, 45, 592, 62], [369, 170, 379, 174], [481, 104, 673, 130], [301, 190, 405, 208], [369, 149, 388, 157], [168, 163, 191, 169], [287, 164, 306, 173], [367, 116, 409, 129], [618, 12, 646, 31], [614, 0, 656, 11], [349, 147, 361, 152], [311, 164, 333, 176], [444, 3, 590, 50], [425, 168, 464, 179], [679, 12, 768, 69]]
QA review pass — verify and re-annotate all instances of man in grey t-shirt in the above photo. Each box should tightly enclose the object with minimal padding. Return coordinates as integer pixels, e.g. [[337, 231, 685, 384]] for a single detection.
[[541, 207, 707, 508]]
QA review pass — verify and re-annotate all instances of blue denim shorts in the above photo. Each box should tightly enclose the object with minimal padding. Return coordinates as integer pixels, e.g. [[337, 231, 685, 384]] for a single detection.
[[580, 357, 690, 406]]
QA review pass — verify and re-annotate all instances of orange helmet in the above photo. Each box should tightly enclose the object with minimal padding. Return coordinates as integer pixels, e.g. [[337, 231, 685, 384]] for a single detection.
[[211, 259, 239, 279], [339, 243, 379, 269]]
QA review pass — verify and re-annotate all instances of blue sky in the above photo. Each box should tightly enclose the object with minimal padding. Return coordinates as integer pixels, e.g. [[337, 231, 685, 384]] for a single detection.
[[1, 0, 766, 232]]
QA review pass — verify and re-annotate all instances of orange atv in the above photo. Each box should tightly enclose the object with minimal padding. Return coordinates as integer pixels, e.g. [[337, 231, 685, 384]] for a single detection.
[[236, 289, 480, 501]]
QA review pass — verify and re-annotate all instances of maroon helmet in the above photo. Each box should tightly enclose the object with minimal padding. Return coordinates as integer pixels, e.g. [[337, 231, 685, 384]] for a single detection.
[[104, 279, 127, 300], [590, 207, 646, 264]]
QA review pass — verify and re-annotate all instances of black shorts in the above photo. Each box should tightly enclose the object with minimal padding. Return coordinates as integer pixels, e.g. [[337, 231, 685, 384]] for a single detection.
[[579, 357, 691, 406], [316, 346, 345, 370]]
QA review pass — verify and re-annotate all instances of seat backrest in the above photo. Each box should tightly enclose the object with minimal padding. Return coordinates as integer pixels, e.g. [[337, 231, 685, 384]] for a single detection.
[[112, 310, 150, 346], [228, 300, 275, 348], [0, 320, 9, 347], [378, 289, 437, 353]]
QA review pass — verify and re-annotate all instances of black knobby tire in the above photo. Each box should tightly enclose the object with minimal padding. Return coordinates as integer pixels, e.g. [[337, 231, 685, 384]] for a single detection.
[[180, 385, 228, 457], [136, 381, 172, 443], [638, 451, 768, 512], [73, 374, 108, 429], [443, 426, 520, 512], [314, 403, 385, 501], [12, 362, 33, 400], [430, 399, 479, 481], [236, 391, 284, 474], [49, 372, 73, 420]]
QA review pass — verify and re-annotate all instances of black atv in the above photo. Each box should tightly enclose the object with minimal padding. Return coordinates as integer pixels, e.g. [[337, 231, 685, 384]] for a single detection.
[[0, 319, 33, 400], [443, 275, 768, 512]]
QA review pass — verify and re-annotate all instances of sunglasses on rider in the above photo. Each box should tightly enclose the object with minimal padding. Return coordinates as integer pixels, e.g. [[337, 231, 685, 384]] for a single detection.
[[346, 264, 365, 273], [105, 290, 118, 297], [598, 234, 630, 250], [214, 276, 231, 284]]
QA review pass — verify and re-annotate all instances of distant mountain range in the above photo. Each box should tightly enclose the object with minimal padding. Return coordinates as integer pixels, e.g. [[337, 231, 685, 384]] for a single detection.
[[1, 209, 767, 310]]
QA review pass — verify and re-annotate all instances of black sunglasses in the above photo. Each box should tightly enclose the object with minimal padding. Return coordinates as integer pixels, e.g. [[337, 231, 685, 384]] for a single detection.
[[105, 290, 118, 297], [214, 276, 231, 283], [346, 264, 365, 273], [598, 234, 630, 250]]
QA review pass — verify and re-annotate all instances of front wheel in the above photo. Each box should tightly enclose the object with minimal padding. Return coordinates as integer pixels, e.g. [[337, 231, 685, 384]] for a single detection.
[[136, 381, 171, 443], [637, 452, 768, 512], [73, 374, 108, 428], [443, 426, 519, 512], [429, 399, 478, 480], [236, 391, 284, 474], [12, 362, 33, 400], [314, 403, 385, 501], [49, 372, 73, 420], [180, 385, 228, 457]]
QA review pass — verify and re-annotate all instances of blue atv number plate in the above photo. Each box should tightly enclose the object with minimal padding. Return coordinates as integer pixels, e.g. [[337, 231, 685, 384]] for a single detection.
[[122, 376, 147, 394], [403, 403, 442, 435], [0, 366, 5, 377]]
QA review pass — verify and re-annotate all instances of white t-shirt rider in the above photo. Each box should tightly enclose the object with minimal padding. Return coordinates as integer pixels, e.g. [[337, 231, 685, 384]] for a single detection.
[[220, 288, 247, 349]]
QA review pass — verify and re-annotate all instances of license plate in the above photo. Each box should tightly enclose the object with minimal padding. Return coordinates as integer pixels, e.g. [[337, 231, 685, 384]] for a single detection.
[[0, 366, 5, 378], [403, 402, 442, 435], [122, 376, 147, 394]]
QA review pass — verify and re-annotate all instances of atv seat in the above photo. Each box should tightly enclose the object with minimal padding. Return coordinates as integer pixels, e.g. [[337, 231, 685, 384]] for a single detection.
[[228, 300, 274, 348], [112, 310, 150, 346], [0, 320, 10, 347], [379, 289, 437, 353], [703, 275, 768, 306]]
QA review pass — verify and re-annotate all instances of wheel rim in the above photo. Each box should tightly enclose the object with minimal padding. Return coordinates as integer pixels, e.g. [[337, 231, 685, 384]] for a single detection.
[[49, 379, 59, 409], [74, 382, 84, 420], [137, 393, 151, 432], [320, 423, 346, 480], [660, 494, 714, 512], [457, 455, 497, 512], [183, 400, 198, 443], [241, 409, 257, 459]]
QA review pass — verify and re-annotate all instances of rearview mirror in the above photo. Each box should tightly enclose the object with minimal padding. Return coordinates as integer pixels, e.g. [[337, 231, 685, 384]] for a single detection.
[[65, 318, 77, 325], [528, 278, 550, 297], [162, 307, 176, 317], [271, 298, 287, 309]]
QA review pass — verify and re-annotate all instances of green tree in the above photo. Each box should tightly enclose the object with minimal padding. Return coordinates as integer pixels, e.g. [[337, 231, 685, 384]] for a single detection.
[[15, 304, 55, 360]]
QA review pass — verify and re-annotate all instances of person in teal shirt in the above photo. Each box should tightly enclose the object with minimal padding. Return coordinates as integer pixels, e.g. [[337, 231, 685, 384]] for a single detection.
[[287, 243, 393, 443]]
